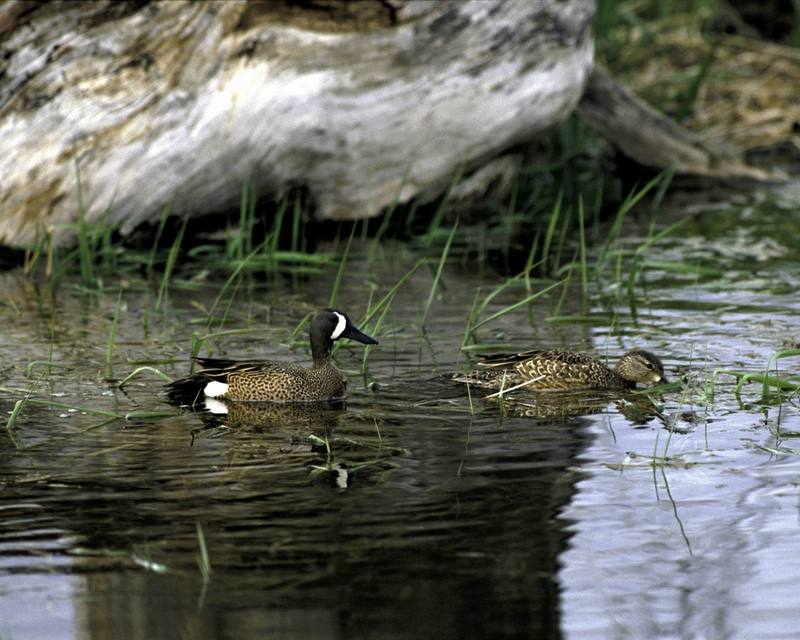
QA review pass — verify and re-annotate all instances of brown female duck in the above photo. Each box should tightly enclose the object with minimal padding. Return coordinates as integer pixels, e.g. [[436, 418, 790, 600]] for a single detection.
[[455, 349, 667, 392]]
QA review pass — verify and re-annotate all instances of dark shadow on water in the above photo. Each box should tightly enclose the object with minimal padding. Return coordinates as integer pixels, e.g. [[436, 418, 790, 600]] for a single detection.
[[0, 377, 593, 640]]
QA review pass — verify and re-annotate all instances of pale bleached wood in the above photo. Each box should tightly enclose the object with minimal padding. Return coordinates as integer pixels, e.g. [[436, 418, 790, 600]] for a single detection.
[[0, 0, 595, 246]]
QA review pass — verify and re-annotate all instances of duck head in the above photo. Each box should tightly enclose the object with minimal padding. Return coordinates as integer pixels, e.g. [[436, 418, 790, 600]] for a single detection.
[[615, 350, 667, 386], [310, 309, 378, 363]]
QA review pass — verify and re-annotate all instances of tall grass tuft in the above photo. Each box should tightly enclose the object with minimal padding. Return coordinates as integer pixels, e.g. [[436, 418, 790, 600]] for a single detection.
[[577, 194, 587, 296], [290, 193, 303, 254], [155, 217, 187, 312], [74, 159, 95, 288], [465, 278, 563, 344], [369, 172, 409, 264], [541, 189, 563, 272], [147, 203, 172, 277], [230, 177, 257, 261], [594, 172, 667, 278], [421, 169, 462, 248]]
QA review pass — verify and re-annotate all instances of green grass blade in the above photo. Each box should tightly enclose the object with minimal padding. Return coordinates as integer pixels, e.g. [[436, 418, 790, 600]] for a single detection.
[[205, 241, 268, 331], [74, 159, 95, 288], [6, 399, 26, 448], [25, 360, 68, 378], [421, 222, 458, 327], [118, 366, 173, 389], [470, 279, 563, 332], [196, 522, 211, 582], [763, 349, 800, 398], [541, 188, 563, 270], [362, 258, 425, 325], [595, 172, 666, 275], [147, 203, 172, 277], [422, 169, 462, 247], [106, 290, 123, 379], [578, 193, 587, 296], [155, 217, 188, 312], [329, 224, 356, 309], [676, 42, 717, 122]]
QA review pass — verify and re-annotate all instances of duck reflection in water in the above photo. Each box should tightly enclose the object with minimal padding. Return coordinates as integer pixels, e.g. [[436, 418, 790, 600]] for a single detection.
[[200, 396, 344, 430]]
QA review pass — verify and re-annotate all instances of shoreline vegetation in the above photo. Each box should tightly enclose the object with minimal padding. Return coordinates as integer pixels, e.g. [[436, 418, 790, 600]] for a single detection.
[[1, 1, 796, 270], [1, 2, 797, 263]]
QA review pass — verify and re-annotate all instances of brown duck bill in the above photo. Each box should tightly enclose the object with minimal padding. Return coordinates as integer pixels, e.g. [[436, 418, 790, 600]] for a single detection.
[[343, 324, 378, 345]]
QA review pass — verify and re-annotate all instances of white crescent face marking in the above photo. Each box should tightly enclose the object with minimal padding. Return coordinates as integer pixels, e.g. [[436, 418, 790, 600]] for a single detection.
[[331, 312, 347, 340]]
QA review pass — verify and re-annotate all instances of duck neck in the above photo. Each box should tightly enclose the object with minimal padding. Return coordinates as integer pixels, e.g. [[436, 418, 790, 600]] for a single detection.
[[311, 337, 334, 368], [610, 368, 635, 389]]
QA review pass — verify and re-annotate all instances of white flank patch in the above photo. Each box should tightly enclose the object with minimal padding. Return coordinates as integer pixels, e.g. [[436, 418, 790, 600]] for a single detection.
[[204, 380, 229, 398], [331, 311, 347, 340], [204, 398, 229, 415]]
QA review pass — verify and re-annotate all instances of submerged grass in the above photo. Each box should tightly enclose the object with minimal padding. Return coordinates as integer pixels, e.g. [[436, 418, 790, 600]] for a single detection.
[[0, 386, 178, 425]]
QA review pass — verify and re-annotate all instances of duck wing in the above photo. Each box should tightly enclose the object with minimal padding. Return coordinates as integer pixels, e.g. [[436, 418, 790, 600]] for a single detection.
[[193, 357, 302, 380], [478, 350, 596, 370]]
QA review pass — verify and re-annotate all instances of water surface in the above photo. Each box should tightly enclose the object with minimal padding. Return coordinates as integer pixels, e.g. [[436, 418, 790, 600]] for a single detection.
[[2, 201, 800, 639]]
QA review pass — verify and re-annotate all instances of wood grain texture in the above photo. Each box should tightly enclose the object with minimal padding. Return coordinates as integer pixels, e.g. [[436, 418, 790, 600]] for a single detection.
[[0, 0, 595, 246]]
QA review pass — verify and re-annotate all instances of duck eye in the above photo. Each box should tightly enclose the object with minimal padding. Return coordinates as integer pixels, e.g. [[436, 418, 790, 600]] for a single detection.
[[645, 362, 654, 370]]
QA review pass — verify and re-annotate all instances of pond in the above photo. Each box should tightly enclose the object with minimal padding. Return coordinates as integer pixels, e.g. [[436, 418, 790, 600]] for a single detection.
[[1, 193, 800, 639]]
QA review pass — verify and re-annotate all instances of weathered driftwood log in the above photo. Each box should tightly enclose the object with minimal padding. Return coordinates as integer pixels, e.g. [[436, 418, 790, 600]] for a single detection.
[[0, 0, 595, 247], [1, 0, 780, 249], [576, 66, 778, 182]]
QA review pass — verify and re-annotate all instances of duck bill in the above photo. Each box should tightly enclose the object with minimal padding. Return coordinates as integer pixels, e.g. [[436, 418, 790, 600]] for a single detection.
[[343, 324, 378, 345]]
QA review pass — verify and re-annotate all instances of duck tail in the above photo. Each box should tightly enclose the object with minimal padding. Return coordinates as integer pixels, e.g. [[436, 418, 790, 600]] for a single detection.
[[451, 369, 506, 388], [165, 374, 207, 406]]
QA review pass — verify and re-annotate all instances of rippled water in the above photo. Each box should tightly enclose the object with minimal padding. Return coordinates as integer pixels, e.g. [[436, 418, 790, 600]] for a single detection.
[[2, 201, 800, 639]]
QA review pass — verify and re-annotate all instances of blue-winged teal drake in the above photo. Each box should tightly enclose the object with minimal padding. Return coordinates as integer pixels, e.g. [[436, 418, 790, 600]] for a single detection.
[[167, 309, 377, 404], [455, 349, 666, 393]]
